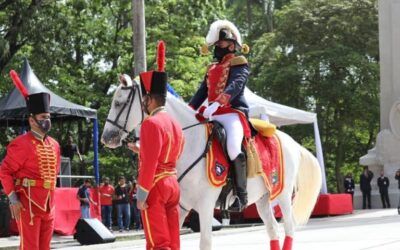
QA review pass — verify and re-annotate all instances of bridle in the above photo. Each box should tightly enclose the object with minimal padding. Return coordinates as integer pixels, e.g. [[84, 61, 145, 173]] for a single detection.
[[106, 84, 144, 134]]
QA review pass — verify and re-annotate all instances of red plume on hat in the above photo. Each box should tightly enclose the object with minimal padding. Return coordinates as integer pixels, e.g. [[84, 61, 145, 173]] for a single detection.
[[9, 61, 51, 115], [10, 70, 29, 98], [139, 40, 168, 97], [157, 40, 165, 72]]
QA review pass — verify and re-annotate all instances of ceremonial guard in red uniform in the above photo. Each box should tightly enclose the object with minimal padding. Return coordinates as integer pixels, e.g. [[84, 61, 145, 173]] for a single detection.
[[189, 20, 250, 211], [128, 41, 185, 250], [0, 70, 60, 250]]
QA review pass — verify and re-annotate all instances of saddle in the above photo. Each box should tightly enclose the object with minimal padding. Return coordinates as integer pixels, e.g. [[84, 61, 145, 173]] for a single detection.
[[207, 119, 282, 211]]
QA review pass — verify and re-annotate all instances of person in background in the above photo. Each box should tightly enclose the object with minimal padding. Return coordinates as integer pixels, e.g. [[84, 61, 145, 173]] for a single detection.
[[344, 173, 355, 203], [0, 183, 11, 237], [61, 135, 82, 162], [115, 176, 130, 232], [99, 177, 114, 230], [129, 179, 142, 230], [395, 169, 400, 213], [77, 179, 97, 218], [396, 169, 400, 189], [360, 166, 374, 209], [377, 170, 391, 208]]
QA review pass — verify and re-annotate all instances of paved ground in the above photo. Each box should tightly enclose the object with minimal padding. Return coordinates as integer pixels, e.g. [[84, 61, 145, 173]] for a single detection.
[[1, 209, 399, 249]]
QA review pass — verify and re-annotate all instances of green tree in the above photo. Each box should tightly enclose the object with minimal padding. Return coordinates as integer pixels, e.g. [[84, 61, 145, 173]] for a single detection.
[[0, 0, 226, 179], [250, 0, 379, 192]]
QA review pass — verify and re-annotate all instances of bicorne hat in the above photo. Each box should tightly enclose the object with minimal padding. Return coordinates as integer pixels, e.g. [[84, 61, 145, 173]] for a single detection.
[[206, 20, 242, 48]]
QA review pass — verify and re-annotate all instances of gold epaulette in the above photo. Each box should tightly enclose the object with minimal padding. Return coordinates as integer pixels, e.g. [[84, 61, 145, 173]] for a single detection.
[[230, 56, 248, 66]]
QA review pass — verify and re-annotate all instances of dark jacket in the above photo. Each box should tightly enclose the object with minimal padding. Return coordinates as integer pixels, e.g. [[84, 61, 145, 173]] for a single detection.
[[377, 176, 390, 193], [115, 185, 130, 204], [189, 64, 250, 116], [395, 172, 400, 189], [77, 185, 90, 207], [360, 171, 374, 192], [344, 177, 355, 193]]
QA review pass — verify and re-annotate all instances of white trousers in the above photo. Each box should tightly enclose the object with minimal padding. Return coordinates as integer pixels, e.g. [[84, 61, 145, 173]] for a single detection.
[[212, 113, 244, 160]]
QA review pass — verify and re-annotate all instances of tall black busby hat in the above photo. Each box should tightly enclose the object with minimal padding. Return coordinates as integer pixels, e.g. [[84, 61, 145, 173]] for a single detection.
[[26, 92, 50, 114], [139, 41, 168, 97]]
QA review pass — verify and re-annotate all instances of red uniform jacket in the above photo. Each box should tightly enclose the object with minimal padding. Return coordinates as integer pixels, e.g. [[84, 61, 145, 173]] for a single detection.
[[189, 54, 250, 114], [137, 109, 184, 200], [0, 132, 60, 213]]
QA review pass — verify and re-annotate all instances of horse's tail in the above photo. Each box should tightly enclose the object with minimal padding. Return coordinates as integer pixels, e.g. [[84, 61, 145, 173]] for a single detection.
[[292, 146, 322, 225]]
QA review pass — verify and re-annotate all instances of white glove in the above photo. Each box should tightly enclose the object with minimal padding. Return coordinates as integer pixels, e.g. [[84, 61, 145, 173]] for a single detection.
[[203, 102, 220, 120]]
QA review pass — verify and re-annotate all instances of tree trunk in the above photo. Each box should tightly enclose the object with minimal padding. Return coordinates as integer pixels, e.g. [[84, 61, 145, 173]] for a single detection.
[[84, 122, 92, 155], [264, 0, 273, 32], [246, 0, 252, 31], [132, 0, 146, 76]]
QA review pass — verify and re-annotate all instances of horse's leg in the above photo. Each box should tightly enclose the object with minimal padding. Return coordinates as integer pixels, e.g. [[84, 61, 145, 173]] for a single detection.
[[197, 199, 216, 250], [255, 194, 281, 250], [278, 194, 294, 250]]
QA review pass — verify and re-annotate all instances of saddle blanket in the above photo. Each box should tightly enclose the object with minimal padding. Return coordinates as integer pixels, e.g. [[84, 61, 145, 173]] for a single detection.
[[205, 124, 284, 200], [205, 124, 230, 187], [253, 134, 284, 200]]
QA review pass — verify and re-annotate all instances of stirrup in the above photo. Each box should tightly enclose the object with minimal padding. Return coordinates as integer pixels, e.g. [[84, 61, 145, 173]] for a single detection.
[[228, 197, 246, 212]]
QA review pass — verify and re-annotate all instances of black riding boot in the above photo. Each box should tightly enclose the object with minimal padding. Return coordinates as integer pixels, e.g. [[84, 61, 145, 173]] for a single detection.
[[228, 153, 248, 212]]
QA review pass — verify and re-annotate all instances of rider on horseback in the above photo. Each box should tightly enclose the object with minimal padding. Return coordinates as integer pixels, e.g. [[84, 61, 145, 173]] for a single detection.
[[189, 20, 250, 212]]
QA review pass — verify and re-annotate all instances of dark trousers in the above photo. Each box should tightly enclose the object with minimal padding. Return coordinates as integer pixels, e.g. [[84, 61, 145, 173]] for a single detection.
[[398, 191, 400, 208], [362, 190, 371, 209], [130, 199, 142, 230], [0, 205, 11, 237], [116, 203, 130, 230], [101, 205, 113, 229], [345, 191, 354, 204], [379, 189, 391, 208]]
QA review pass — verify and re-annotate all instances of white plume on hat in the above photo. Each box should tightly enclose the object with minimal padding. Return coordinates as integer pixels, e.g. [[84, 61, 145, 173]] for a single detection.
[[205, 20, 242, 47]]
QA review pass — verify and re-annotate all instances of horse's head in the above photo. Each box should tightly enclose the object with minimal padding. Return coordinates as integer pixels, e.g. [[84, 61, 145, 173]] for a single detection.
[[101, 74, 144, 148]]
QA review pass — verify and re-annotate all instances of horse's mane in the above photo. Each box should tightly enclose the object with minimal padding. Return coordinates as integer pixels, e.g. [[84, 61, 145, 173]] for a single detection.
[[166, 93, 196, 114]]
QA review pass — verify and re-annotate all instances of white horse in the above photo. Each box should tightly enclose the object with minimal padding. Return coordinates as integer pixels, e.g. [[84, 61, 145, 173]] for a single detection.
[[101, 76, 322, 250]]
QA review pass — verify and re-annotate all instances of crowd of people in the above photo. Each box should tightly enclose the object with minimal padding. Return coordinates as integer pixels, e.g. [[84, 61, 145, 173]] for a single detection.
[[77, 176, 142, 232], [344, 166, 400, 209]]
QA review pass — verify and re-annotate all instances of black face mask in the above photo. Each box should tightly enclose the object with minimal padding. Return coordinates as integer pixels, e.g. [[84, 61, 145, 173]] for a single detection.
[[213, 46, 232, 62], [35, 118, 52, 134]]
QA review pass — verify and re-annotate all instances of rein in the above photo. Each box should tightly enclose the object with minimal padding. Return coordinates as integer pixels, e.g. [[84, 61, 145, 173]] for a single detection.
[[106, 84, 144, 134], [178, 122, 213, 213], [177, 129, 213, 183], [177, 118, 215, 184], [182, 119, 209, 131], [107, 87, 212, 205]]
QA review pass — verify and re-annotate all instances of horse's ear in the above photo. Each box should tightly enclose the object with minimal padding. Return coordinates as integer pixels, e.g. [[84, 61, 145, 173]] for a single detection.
[[119, 74, 132, 87], [119, 74, 127, 86]]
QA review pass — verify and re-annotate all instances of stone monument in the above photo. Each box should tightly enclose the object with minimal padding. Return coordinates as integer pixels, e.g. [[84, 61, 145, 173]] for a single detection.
[[359, 0, 400, 209]]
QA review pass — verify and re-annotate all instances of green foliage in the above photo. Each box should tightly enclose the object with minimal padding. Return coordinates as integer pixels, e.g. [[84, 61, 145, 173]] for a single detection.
[[250, 0, 379, 192], [0, 0, 380, 191]]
